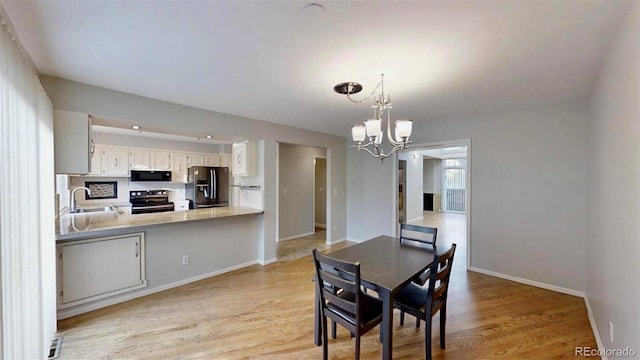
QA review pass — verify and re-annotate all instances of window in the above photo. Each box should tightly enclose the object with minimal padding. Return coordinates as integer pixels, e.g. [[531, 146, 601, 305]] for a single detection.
[[443, 158, 466, 213]]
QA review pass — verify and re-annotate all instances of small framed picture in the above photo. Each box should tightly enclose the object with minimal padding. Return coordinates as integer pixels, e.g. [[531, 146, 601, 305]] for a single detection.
[[84, 181, 118, 200]]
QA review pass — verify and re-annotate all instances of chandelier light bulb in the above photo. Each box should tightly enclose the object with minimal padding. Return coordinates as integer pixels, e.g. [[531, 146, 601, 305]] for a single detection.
[[352, 125, 366, 142], [364, 119, 381, 139], [395, 119, 413, 139]]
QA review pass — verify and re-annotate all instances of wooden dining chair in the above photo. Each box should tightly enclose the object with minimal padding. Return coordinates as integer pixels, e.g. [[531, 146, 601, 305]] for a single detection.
[[399, 223, 438, 248], [394, 243, 457, 360], [312, 249, 383, 360], [397, 223, 439, 326]]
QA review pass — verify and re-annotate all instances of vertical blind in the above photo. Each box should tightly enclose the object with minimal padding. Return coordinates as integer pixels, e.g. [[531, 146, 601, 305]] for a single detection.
[[443, 158, 466, 213], [0, 4, 56, 359]]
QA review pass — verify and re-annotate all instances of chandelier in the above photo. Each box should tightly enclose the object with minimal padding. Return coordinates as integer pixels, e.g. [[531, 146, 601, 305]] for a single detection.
[[334, 74, 412, 162]]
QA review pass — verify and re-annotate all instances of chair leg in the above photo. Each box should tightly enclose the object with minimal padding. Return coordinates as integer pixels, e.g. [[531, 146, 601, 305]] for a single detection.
[[355, 332, 361, 360], [425, 315, 432, 360], [331, 320, 337, 339], [440, 308, 446, 349], [322, 317, 329, 360], [416, 317, 421, 329], [400, 310, 405, 326]]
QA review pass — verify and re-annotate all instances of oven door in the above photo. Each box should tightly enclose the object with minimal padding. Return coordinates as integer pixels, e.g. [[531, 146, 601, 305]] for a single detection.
[[131, 203, 175, 214]]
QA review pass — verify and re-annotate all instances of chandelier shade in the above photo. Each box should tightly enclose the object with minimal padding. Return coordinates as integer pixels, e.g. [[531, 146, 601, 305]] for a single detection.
[[335, 74, 412, 162]]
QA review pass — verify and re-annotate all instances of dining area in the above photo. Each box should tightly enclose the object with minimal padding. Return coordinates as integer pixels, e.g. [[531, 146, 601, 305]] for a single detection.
[[313, 224, 456, 360]]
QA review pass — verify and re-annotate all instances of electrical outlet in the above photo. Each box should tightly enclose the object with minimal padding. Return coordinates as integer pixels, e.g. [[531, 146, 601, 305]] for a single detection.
[[609, 321, 614, 342], [182, 255, 190, 265]]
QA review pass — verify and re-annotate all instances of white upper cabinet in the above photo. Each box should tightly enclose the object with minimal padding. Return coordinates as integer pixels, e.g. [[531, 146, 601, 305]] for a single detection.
[[90, 144, 103, 176], [100, 147, 129, 176], [220, 154, 231, 168], [205, 154, 221, 167], [129, 149, 151, 170], [187, 153, 205, 168], [151, 151, 172, 170], [53, 110, 93, 175], [232, 141, 257, 177], [172, 153, 188, 183]]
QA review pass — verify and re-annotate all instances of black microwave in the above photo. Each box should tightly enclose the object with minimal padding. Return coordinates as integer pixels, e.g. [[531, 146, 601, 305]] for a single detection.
[[130, 170, 172, 182]]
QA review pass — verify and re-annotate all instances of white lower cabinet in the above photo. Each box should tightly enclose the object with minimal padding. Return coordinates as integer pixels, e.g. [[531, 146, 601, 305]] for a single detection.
[[57, 233, 147, 308]]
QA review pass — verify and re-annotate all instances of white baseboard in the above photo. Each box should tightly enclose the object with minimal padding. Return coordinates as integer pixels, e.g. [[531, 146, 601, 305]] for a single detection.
[[584, 296, 607, 360], [407, 216, 424, 223], [327, 238, 346, 245], [57, 259, 260, 320], [315, 223, 326, 229], [259, 257, 277, 266], [278, 231, 315, 242], [468, 266, 585, 297]]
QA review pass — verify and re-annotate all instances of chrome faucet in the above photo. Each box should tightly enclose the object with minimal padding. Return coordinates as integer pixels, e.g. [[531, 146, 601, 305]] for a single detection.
[[70, 186, 91, 213]]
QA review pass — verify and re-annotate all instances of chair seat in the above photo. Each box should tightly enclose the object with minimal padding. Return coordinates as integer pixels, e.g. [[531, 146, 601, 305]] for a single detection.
[[395, 282, 429, 313], [327, 291, 383, 328]]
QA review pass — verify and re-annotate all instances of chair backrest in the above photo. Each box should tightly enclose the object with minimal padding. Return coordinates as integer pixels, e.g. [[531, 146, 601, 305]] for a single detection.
[[400, 223, 438, 246], [425, 243, 456, 315], [312, 249, 363, 329]]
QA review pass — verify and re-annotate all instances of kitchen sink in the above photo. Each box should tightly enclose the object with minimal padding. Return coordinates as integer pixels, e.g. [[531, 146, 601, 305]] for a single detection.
[[72, 206, 116, 214]]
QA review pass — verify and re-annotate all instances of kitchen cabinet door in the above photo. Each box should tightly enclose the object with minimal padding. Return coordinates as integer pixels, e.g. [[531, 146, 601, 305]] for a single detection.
[[57, 233, 146, 308], [232, 141, 256, 177], [53, 110, 93, 175], [101, 147, 129, 176], [220, 154, 231, 168], [90, 144, 103, 176], [187, 153, 205, 168], [172, 153, 188, 183], [151, 151, 172, 170], [129, 149, 151, 170], [205, 154, 221, 167]]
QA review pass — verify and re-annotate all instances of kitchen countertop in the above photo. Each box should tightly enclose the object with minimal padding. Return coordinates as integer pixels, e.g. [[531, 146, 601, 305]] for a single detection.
[[56, 206, 264, 241]]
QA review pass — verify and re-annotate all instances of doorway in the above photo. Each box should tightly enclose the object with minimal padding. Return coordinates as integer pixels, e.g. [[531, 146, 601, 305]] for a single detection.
[[398, 160, 407, 223], [314, 156, 327, 232], [275, 143, 330, 261], [396, 140, 471, 269]]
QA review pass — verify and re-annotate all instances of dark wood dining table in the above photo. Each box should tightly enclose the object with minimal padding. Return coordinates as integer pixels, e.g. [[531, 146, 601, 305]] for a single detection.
[[314, 235, 450, 360]]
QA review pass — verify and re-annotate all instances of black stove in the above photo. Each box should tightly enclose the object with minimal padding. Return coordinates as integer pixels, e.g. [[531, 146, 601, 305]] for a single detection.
[[129, 190, 174, 214]]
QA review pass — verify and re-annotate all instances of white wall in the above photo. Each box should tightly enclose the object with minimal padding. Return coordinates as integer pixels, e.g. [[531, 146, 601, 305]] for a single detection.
[[40, 76, 347, 258], [346, 150, 396, 242], [423, 159, 436, 193], [278, 143, 326, 240], [587, 1, 639, 352], [347, 99, 589, 292], [399, 151, 424, 222]]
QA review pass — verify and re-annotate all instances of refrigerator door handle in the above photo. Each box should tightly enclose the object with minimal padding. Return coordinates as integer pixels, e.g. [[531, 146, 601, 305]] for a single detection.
[[212, 168, 217, 201]]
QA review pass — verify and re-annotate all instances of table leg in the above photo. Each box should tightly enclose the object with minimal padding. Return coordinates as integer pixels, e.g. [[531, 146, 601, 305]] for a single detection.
[[381, 290, 393, 360], [314, 284, 321, 346]]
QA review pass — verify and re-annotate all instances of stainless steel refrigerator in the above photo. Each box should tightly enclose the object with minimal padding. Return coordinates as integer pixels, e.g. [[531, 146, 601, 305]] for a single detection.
[[186, 166, 229, 208]]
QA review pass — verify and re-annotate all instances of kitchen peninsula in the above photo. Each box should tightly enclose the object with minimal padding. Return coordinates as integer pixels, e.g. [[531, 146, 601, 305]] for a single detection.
[[55, 206, 264, 319]]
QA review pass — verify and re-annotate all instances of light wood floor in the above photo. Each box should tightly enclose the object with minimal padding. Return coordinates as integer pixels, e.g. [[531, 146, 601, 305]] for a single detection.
[[57, 213, 596, 359]]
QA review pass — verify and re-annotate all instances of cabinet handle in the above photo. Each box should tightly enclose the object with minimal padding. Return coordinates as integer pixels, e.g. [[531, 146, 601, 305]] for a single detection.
[[115, 157, 118, 167], [135, 242, 139, 258]]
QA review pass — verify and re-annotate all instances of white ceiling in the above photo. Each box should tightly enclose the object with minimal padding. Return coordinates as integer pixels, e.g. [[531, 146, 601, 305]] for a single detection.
[[2, 1, 632, 137]]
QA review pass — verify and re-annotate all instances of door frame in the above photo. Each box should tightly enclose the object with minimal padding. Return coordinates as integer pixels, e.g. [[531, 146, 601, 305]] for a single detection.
[[312, 155, 328, 234], [397, 138, 472, 270]]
